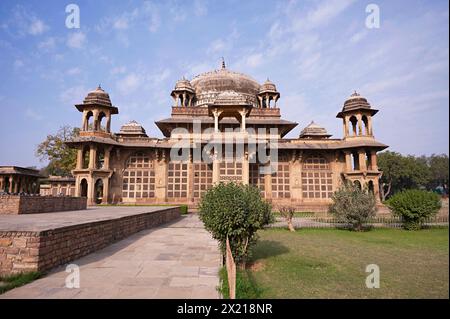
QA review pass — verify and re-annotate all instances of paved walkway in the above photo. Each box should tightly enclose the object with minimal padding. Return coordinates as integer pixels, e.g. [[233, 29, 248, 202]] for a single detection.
[[1, 215, 221, 299]]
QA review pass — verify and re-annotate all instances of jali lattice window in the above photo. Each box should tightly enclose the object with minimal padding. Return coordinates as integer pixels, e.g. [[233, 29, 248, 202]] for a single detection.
[[219, 161, 242, 183], [271, 160, 290, 198], [193, 162, 213, 198], [250, 163, 265, 196], [168, 162, 188, 198], [302, 156, 333, 199], [122, 153, 155, 199]]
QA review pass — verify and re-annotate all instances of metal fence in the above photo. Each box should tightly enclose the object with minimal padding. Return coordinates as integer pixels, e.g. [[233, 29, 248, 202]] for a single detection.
[[269, 216, 449, 229]]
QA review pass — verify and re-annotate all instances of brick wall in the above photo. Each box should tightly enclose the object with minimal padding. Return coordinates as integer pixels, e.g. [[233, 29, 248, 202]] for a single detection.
[[0, 207, 180, 276], [0, 196, 87, 214]]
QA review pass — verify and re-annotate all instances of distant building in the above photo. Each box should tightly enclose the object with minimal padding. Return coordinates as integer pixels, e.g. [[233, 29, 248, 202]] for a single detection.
[[40, 176, 76, 196], [0, 166, 44, 194], [66, 62, 388, 209]]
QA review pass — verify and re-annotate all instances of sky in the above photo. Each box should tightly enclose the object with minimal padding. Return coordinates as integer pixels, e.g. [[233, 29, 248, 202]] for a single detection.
[[0, 0, 448, 168]]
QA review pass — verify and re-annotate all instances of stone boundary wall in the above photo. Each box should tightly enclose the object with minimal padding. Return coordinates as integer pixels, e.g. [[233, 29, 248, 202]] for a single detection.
[[0, 207, 180, 276], [0, 196, 87, 215]]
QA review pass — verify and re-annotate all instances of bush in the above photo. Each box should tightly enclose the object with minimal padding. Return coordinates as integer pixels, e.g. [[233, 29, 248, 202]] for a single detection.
[[198, 182, 273, 267], [328, 182, 377, 231], [179, 204, 188, 215], [386, 189, 441, 230]]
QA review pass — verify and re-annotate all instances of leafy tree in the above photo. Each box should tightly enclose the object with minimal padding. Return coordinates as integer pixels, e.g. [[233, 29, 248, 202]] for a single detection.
[[378, 151, 431, 200], [328, 182, 377, 231], [386, 189, 441, 230], [427, 154, 449, 193], [198, 182, 273, 268], [36, 125, 80, 176]]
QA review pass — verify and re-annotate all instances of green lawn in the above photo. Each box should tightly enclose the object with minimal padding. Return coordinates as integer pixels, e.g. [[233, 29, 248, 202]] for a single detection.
[[0, 272, 41, 295], [238, 228, 449, 298]]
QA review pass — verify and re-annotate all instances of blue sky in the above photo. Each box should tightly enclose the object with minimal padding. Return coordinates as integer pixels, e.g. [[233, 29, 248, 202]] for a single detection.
[[0, 0, 448, 167]]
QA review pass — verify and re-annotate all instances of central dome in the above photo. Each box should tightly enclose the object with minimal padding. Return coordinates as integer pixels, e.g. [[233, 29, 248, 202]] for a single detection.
[[190, 67, 260, 107]]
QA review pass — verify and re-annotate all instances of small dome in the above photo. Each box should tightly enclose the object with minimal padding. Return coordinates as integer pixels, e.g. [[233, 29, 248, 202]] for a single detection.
[[259, 78, 278, 94], [83, 85, 112, 107], [173, 78, 195, 93], [299, 121, 331, 139], [118, 120, 147, 137], [342, 91, 371, 112]]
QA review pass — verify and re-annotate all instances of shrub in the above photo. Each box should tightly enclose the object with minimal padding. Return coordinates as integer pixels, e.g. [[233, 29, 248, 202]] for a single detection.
[[198, 182, 273, 267], [386, 189, 441, 230], [179, 204, 188, 215], [328, 182, 377, 231]]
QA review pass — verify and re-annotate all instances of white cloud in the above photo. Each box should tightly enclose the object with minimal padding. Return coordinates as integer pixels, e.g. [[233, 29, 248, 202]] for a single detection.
[[111, 66, 127, 75], [28, 18, 47, 35], [60, 85, 88, 105], [194, 0, 208, 16], [66, 67, 82, 76], [67, 32, 86, 49], [14, 59, 24, 68], [304, 0, 356, 29], [38, 37, 56, 51], [207, 39, 228, 54], [113, 16, 129, 30], [350, 30, 368, 43], [245, 53, 264, 68], [143, 1, 161, 33], [117, 73, 142, 94], [25, 108, 43, 121]]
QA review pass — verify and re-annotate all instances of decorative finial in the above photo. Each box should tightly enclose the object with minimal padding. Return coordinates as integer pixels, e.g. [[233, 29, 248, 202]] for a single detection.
[[98, 84, 102, 89], [221, 57, 226, 69], [351, 90, 359, 97]]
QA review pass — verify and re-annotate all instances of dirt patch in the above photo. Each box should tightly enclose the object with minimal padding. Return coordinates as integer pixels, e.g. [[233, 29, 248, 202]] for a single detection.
[[248, 261, 265, 272]]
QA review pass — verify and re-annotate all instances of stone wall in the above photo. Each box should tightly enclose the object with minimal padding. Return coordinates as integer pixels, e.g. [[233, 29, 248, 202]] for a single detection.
[[0, 207, 180, 276], [0, 196, 87, 215]]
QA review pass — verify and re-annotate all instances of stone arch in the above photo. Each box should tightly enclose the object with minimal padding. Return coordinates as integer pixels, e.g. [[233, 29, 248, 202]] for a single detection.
[[94, 178, 104, 204], [96, 146, 105, 169], [349, 116, 358, 136], [80, 178, 88, 197], [362, 115, 369, 135], [368, 180, 374, 194], [98, 111, 107, 131], [85, 111, 94, 131], [82, 145, 90, 169], [354, 180, 361, 189]]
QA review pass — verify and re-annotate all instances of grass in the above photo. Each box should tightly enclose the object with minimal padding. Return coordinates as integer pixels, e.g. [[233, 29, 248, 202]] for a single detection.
[[218, 268, 264, 299], [222, 228, 449, 298], [0, 272, 42, 295]]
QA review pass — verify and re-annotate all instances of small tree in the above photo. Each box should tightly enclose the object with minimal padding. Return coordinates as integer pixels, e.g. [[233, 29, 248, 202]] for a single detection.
[[328, 182, 377, 231], [198, 182, 273, 268], [279, 206, 296, 232], [386, 189, 441, 230]]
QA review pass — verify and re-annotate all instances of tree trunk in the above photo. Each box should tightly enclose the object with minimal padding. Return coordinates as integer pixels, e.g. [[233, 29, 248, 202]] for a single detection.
[[225, 237, 236, 299], [287, 218, 295, 232]]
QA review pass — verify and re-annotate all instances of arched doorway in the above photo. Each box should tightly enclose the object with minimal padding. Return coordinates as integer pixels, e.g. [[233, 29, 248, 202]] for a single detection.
[[80, 178, 88, 197], [368, 180, 374, 194], [95, 179, 104, 204], [353, 180, 361, 190]]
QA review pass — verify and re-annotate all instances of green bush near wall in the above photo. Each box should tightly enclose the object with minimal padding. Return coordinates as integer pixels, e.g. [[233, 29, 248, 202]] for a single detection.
[[179, 204, 188, 215]]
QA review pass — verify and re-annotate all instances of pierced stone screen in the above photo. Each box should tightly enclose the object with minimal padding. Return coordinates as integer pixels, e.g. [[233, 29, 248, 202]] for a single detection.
[[168, 162, 188, 198], [302, 156, 333, 199], [122, 153, 155, 199]]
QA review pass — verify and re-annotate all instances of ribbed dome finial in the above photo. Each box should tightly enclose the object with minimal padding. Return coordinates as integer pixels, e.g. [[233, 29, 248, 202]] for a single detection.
[[221, 57, 226, 69]]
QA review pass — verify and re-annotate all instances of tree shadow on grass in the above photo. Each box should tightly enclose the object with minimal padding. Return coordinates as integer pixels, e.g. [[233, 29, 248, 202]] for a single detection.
[[250, 240, 290, 263]]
